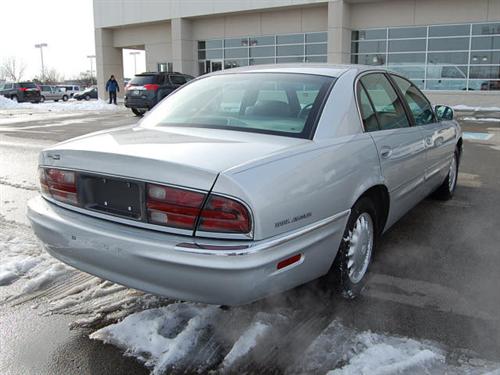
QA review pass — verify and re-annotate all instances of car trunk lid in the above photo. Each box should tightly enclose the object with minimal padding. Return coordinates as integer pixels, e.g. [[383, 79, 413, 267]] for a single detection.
[[41, 125, 308, 191]]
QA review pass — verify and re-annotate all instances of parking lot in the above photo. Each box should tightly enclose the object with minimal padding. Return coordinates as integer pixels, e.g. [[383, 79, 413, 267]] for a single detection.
[[0, 105, 499, 374]]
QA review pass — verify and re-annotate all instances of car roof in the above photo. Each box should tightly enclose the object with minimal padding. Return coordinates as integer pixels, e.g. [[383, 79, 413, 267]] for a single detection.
[[206, 64, 386, 78]]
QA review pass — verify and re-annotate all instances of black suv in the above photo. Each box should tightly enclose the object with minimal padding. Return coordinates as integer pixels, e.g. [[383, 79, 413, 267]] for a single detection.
[[124, 72, 194, 116], [0, 82, 41, 103]]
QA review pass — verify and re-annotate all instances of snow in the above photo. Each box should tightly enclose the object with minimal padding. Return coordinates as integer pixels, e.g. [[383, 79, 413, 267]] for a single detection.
[[0, 95, 125, 112], [221, 320, 270, 369], [453, 104, 500, 112], [0, 218, 71, 297], [462, 117, 500, 122], [90, 303, 220, 375]]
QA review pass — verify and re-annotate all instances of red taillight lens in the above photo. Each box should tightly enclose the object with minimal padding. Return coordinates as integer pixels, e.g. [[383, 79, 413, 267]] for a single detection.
[[125, 83, 132, 91], [146, 183, 206, 230], [144, 84, 159, 91], [19, 87, 28, 92], [39, 168, 78, 205], [197, 195, 251, 234]]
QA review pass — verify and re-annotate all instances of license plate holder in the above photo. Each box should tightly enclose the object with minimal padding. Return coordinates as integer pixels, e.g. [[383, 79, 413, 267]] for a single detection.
[[80, 175, 143, 220]]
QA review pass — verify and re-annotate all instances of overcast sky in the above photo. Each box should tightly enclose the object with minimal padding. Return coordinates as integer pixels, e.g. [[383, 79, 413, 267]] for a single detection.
[[0, 0, 145, 81]]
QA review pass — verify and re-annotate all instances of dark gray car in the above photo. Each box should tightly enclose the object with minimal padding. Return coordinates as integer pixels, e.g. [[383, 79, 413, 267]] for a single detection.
[[124, 72, 194, 116], [0, 82, 41, 103]]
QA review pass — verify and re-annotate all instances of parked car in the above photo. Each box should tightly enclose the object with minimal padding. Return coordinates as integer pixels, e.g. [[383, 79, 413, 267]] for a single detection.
[[124, 72, 194, 116], [56, 85, 81, 98], [73, 87, 97, 101], [0, 82, 41, 103], [28, 65, 462, 305], [39, 85, 69, 102]]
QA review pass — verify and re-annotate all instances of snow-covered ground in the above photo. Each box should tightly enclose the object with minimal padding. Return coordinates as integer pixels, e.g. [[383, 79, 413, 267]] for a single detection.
[[453, 104, 500, 112], [0, 95, 125, 112], [462, 117, 500, 123]]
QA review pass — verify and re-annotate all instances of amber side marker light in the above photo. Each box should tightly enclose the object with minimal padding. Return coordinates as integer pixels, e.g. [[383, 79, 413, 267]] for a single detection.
[[277, 254, 302, 270]]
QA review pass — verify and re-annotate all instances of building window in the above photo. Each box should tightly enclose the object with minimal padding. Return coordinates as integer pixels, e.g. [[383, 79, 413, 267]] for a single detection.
[[197, 32, 327, 74], [158, 62, 173, 72], [352, 22, 500, 91]]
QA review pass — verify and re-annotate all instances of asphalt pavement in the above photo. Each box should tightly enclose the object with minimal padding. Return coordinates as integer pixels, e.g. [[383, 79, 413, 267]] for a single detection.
[[0, 106, 499, 374]]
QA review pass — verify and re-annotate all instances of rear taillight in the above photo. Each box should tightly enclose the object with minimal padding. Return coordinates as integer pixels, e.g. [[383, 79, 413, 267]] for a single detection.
[[197, 195, 251, 234], [125, 83, 132, 91], [19, 87, 28, 92], [146, 183, 206, 230], [39, 168, 78, 205], [144, 84, 159, 91]]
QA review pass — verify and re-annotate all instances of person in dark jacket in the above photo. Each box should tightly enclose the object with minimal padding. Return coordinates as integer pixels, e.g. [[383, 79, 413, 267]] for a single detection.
[[105, 75, 120, 104]]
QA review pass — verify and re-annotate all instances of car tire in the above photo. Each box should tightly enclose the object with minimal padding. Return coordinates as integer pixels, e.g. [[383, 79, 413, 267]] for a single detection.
[[330, 197, 378, 299], [85, 95, 90, 101], [432, 149, 459, 201], [11, 95, 18, 102], [54, 99, 59, 102], [132, 108, 146, 117], [62, 95, 68, 101], [40, 96, 45, 103]]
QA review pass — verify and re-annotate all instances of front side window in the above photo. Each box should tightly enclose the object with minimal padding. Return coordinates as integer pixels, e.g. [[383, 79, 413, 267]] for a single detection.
[[391, 75, 435, 125], [141, 73, 335, 138], [359, 73, 410, 130]]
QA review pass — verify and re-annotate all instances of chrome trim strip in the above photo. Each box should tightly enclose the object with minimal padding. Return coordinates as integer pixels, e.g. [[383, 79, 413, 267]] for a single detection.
[[174, 209, 351, 256]]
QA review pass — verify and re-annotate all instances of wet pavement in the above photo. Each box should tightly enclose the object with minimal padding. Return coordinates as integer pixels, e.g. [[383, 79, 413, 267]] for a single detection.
[[0, 107, 499, 374]]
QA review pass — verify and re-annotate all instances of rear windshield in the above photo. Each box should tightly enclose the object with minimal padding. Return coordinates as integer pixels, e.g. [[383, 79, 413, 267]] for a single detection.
[[141, 73, 334, 138], [130, 75, 159, 85], [19, 82, 37, 88]]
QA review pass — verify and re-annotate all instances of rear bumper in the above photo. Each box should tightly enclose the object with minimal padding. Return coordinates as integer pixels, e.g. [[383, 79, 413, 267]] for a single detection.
[[27, 196, 348, 305], [124, 96, 156, 109]]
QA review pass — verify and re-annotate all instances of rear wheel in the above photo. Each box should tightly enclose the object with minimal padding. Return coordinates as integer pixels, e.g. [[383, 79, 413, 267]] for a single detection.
[[11, 95, 18, 102], [433, 150, 459, 200], [85, 95, 90, 101], [330, 197, 377, 299], [40, 96, 45, 103], [132, 108, 146, 117]]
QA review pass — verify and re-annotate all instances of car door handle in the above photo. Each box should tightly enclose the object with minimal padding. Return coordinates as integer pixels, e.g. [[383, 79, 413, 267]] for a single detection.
[[380, 146, 393, 159]]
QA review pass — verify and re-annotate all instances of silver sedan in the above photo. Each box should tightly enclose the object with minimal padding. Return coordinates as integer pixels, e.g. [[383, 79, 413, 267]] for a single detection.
[[27, 65, 462, 305]]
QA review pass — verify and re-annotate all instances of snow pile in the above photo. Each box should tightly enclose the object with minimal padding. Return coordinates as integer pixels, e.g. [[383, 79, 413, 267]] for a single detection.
[[0, 95, 124, 112], [453, 104, 500, 112], [0, 218, 71, 296], [221, 320, 271, 369], [293, 320, 500, 375], [462, 117, 500, 122], [90, 303, 220, 375]]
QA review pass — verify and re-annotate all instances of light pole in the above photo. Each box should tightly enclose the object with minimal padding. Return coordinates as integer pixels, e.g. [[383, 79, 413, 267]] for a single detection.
[[130, 51, 140, 74], [87, 55, 96, 85], [34, 43, 48, 81]]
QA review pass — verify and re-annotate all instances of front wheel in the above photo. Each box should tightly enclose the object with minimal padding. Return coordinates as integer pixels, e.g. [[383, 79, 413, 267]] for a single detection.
[[131, 108, 146, 117], [40, 96, 45, 103], [85, 95, 90, 101], [330, 197, 377, 299], [433, 150, 459, 200], [62, 95, 68, 101]]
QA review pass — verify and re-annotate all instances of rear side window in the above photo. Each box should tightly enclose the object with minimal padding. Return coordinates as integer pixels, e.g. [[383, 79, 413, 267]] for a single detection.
[[19, 82, 37, 88], [170, 75, 187, 85], [391, 75, 436, 126], [359, 73, 410, 130], [131, 75, 159, 85], [358, 85, 379, 132]]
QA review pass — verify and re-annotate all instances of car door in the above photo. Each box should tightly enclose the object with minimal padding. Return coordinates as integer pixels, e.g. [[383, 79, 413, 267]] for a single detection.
[[390, 74, 457, 193], [358, 72, 427, 228]]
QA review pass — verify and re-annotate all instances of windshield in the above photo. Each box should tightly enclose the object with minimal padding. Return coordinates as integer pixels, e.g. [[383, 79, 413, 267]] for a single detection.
[[141, 73, 334, 138]]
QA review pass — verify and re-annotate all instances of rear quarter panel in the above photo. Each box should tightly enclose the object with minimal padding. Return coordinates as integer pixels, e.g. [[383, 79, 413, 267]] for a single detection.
[[213, 133, 382, 240]]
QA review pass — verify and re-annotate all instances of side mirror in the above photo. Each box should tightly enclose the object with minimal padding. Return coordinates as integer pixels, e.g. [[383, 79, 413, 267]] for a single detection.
[[435, 105, 454, 121]]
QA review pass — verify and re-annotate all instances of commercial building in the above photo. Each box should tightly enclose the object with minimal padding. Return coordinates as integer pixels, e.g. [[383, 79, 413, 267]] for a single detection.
[[93, 0, 500, 105]]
